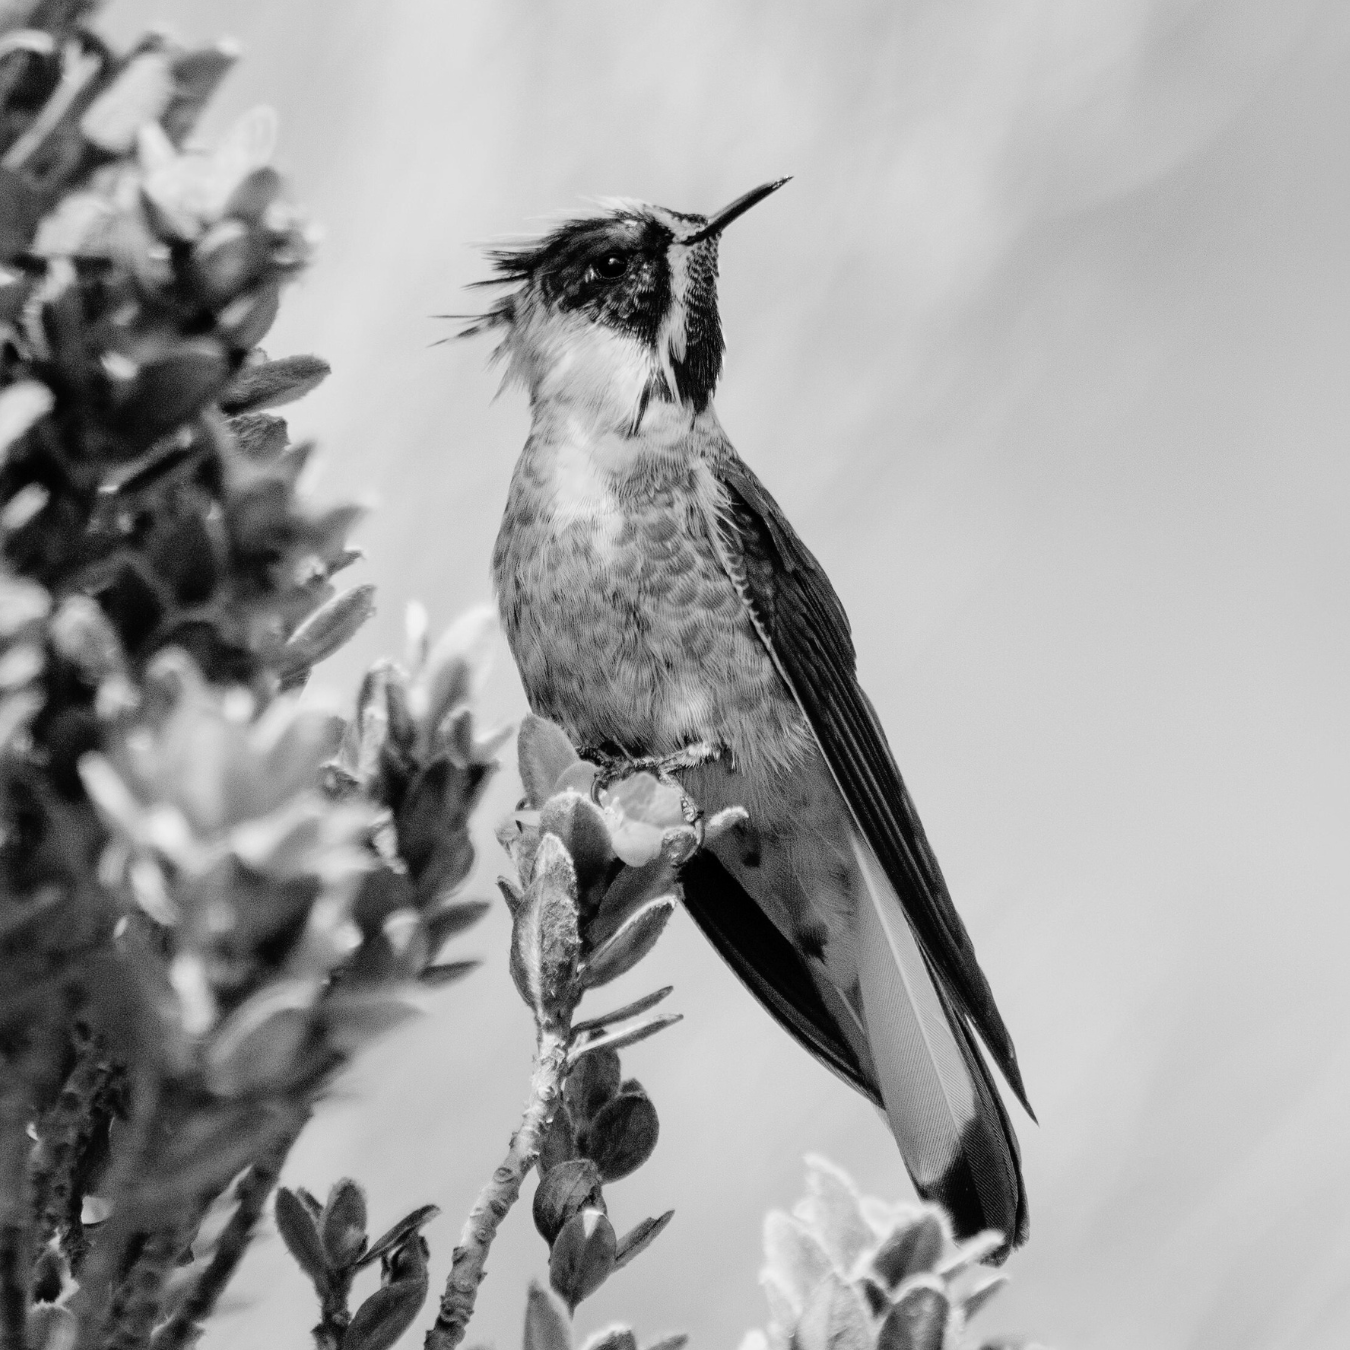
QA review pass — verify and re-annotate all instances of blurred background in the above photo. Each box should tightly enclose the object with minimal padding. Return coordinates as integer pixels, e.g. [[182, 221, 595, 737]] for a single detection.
[[100, 2, 1350, 1346]]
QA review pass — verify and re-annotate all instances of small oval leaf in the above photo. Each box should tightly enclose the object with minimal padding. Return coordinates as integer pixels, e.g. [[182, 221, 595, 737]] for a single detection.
[[537, 1103, 577, 1177], [519, 715, 579, 809], [274, 1187, 330, 1292], [320, 1178, 368, 1269], [523, 1281, 572, 1350], [532, 1157, 605, 1245], [580, 896, 676, 988], [612, 1209, 674, 1271], [548, 1208, 616, 1314], [343, 1260, 428, 1350], [584, 1091, 659, 1183], [564, 1048, 621, 1124], [872, 1213, 945, 1289], [876, 1280, 950, 1350]]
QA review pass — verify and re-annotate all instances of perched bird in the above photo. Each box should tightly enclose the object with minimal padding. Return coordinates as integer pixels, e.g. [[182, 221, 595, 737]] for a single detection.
[[475, 182, 1032, 1254]]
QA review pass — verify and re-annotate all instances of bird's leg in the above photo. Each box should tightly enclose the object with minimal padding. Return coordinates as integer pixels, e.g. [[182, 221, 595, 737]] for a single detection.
[[584, 740, 725, 824]]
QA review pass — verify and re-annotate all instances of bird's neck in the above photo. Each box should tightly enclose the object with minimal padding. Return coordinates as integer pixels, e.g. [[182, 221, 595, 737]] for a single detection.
[[505, 302, 719, 440]]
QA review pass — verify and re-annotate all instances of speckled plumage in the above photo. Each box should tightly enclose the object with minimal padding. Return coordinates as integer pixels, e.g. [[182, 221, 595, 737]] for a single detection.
[[493, 400, 808, 776], [479, 188, 1029, 1252]]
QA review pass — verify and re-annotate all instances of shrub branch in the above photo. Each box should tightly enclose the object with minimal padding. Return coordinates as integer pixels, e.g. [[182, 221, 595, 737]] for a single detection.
[[425, 1024, 570, 1350], [150, 1112, 309, 1350]]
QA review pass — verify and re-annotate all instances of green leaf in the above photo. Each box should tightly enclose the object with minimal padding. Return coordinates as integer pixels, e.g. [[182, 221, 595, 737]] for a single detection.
[[0, 379, 52, 457], [572, 986, 673, 1037], [357, 1204, 441, 1270], [536, 1103, 577, 1177], [587, 857, 675, 948], [548, 1208, 615, 1314], [532, 1157, 604, 1245], [424, 899, 490, 954], [163, 43, 237, 144], [762, 1212, 833, 1310], [563, 1047, 620, 1124], [795, 1154, 871, 1277], [221, 353, 330, 414], [568, 1014, 682, 1069], [938, 1227, 1004, 1277], [225, 165, 284, 222], [114, 337, 232, 446], [872, 1214, 945, 1289], [523, 1281, 572, 1350], [518, 715, 579, 809], [579, 1331, 636, 1350], [509, 834, 580, 1021], [320, 1178, 368, 1269], [275, 1186, 330, 1292], [579, 896, 676, 988], [539, 792, 614, 902], [203, 981, 317, 1097], [583, 1090, 659, 1183], [961, 1273, 1009, 1322], [876, 1280, 949, 1350], [419, 959, 480, 988], [612, 1210, 674, 1271], [80, 50, 174, 152], [343, 1241, 429, 1350], [279, 584, 376, 677], [795, 1272, 870, 1350], [497, 876, 524, 918]]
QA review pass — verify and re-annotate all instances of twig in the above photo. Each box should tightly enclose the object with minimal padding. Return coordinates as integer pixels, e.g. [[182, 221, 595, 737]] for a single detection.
[[149, 1112, 308, 1350], [71, 1071, 161, 1350], [424, 1026, 570, 1350], [0, 1079, 33, 1350], [30, 1028, 111, 1260], [313, 1252, 353, 1350], [104, 1225, 190, 1350]]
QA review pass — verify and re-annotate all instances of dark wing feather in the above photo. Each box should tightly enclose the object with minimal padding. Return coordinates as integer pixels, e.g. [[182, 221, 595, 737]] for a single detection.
[[709, 451, 1032, 1116], [680, 851, 881, 1105]]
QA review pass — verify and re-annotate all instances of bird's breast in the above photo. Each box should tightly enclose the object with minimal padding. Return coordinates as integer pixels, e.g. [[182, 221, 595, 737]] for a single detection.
[[493, 413, 807, 774]]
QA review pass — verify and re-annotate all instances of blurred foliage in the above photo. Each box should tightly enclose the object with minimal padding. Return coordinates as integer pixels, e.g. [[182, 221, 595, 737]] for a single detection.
[[0, 4, 495, 1348], [739, 1158, 1038, 1350]]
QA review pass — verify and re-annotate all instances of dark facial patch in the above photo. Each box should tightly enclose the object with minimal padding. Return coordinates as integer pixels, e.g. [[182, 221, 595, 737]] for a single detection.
[[485, 213, 676, 347], [670, 238, 723, 412], [474, 205, 730, 412]]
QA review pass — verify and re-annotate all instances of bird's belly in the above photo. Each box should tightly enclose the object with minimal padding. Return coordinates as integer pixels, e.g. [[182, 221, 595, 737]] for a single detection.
[[494, 487, 806, 774]]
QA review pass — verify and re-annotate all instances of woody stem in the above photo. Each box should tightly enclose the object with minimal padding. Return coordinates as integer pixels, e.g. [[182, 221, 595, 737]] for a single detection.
[[424, 1023, 570, 1350]]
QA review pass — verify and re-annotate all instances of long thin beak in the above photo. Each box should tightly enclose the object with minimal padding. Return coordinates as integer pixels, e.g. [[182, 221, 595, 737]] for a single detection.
[[683, 177, 791, 244]]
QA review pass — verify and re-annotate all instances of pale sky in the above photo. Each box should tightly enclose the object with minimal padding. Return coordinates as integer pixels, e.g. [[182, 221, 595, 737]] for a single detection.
[[104, 3, 1350, 1347]]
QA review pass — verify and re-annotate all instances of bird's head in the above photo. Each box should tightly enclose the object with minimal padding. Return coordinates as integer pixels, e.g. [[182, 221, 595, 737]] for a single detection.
[[466, 179, 788, 435]]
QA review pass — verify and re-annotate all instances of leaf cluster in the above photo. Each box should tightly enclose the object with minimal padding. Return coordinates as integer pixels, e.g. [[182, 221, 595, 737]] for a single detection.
[[0, 8, 497, 1349], [276, 1178, 439, 1350], [742, 1158, 1026, 1350]]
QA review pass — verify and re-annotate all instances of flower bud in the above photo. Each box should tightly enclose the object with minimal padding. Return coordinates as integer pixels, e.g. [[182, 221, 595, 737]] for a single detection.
[[320, 1178, 368, 1269], [509, 834, 580, 1022]]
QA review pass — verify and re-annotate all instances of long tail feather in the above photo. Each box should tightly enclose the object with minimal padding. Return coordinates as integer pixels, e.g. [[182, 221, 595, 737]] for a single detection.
[[851, 830, 1027, 1255]]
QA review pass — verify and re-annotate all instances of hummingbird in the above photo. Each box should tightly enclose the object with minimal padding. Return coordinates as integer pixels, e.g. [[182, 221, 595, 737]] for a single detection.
[[475, 181, 1032, 1253]]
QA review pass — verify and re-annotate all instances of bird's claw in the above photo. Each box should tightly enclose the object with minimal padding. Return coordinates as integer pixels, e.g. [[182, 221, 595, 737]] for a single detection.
[[584, 741, 723, 826]]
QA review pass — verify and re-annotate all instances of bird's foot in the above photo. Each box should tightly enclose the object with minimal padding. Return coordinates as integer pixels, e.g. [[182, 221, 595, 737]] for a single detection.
[[584, 741, 725, 825]]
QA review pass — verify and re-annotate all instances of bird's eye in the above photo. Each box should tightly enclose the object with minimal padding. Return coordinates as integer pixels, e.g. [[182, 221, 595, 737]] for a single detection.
[[593, 254, 629, 281]]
